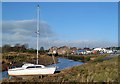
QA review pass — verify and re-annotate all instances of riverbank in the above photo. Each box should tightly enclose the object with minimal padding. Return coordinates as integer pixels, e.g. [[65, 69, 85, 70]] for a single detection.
[[57, 53, 110, 63], [2, 52, 58, 71], [1, 57, 83, 80], [2, 55, 119, 83]]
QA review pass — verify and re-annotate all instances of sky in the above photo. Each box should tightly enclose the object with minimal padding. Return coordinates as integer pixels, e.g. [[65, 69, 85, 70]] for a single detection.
[[2, 0, 120, 2], [2, 2, 118, 49]]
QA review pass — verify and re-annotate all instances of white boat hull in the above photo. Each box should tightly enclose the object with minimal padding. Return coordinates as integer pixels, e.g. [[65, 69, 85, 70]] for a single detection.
[[8, 67, 56, 76]]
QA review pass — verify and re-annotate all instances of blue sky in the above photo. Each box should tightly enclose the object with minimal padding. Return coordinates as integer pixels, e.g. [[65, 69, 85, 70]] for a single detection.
[[2, 2, 118, 49]]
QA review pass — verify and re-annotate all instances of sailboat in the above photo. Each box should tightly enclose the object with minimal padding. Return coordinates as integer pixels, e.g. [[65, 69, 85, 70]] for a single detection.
[[8, 5, 56, 76]]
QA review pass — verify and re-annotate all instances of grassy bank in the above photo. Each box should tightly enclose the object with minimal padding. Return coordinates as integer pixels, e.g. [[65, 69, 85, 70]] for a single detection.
[[38, 56, 118, 82], [2, 52, 57, 71], [57, 54, 109, 62], [2, 55, 119, 83]]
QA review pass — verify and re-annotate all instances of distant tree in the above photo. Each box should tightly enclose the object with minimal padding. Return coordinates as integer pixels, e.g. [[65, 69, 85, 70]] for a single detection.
[[14, 43, 21, 47], [13, 43, 29, 52], [84, 47, 90, 50], [2, 43, 30, 53], [23, 43, 29, 49], [28, 48, 36, 53], [21, 44, 29, 52], [14, 43, 21, 52], [116, 47, 120, 50], [39, 47, 46, 55], [0, 47, 2, 53], [40, 47, 44, 51], [2, 44, 11, 53]]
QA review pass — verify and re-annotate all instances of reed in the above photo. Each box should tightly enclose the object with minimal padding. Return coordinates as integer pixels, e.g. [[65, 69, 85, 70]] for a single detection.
[[2, 54, 118, 83]]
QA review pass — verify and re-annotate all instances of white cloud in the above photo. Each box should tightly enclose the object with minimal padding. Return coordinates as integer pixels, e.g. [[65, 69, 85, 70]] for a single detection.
[[2, 20, 117, 49], [2, 20, 55, 37], [2, 20, 56, 48], [38, 39, 117, 49]]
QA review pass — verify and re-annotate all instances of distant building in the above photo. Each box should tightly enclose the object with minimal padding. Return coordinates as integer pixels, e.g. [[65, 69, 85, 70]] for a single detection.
[[57, 46, 70, 55], [76, 50, 86, 55], [48, 46, 116, 55], [70, 47, 77, 54], [92, 47, 115, 54], [93, 48, 107, 53], [48, 46, 58, 55], [49, 46, 78, 55]]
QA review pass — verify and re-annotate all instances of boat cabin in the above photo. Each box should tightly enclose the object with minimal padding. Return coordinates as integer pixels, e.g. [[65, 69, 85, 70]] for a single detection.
[[22, 63, 45, 69]]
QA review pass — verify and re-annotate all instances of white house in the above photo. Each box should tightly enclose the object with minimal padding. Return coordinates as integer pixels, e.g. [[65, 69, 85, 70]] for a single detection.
[[106, 50, 113, 53], [93, 48, 107, 53], [86, 50, 92, 54]]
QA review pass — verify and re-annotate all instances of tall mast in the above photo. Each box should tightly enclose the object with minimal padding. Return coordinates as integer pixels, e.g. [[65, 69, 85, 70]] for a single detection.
[[36, 5, 40, 65]]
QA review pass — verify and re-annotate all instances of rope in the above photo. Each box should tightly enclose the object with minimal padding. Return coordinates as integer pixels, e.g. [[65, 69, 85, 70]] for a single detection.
[[52, 54, 56, 66], [43, 22, 56, 66]]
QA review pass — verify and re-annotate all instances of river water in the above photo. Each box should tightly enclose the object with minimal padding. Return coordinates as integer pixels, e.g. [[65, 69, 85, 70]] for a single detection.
[[48, 57, 83, 71], [1, 57, 84, 80]]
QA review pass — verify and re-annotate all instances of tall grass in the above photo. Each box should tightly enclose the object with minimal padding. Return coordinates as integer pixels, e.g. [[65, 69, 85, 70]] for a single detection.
[[3, 56, 118, 82]]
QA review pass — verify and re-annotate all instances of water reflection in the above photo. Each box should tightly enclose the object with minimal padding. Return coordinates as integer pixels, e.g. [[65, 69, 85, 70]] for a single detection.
[[0, 71, 8, 80]]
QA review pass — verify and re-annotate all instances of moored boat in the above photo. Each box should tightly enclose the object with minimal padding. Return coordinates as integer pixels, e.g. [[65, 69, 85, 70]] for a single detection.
[[8, 63, 56, 76], [8, 5, 56, 76]]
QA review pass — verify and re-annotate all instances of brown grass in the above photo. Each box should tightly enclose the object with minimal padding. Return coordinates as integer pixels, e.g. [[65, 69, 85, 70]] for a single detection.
[[2, 55, 118, 83], [2, 52, 57, 71]]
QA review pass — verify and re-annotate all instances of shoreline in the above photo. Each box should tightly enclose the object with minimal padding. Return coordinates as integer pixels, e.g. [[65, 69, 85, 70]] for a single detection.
[[1, 57, 84, 81], [2, 56, 118, 82]]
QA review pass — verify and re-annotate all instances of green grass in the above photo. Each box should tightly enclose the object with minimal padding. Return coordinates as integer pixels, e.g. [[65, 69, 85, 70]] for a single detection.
[[93, 54, 108, 62], [58, 54, 109, 63]]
